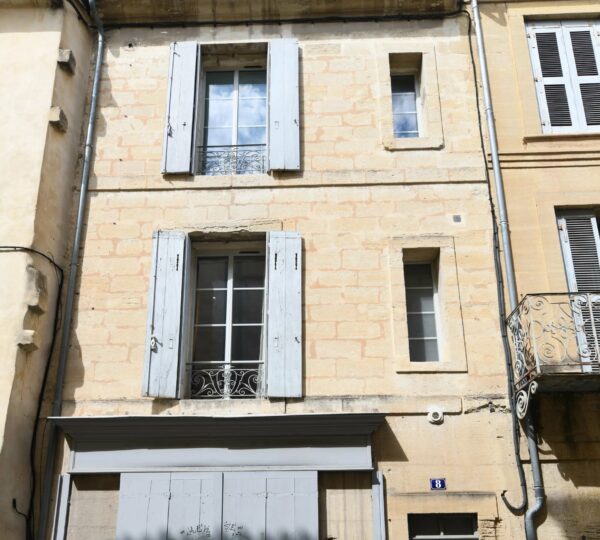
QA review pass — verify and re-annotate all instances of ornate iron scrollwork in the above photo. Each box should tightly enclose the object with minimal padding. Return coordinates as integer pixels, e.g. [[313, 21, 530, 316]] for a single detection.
[[197, 145, 266, 176], [190, 366, 261, 398]]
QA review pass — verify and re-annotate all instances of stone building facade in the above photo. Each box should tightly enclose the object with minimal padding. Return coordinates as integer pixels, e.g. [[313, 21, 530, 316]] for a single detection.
[[0, 0, 599, 539]]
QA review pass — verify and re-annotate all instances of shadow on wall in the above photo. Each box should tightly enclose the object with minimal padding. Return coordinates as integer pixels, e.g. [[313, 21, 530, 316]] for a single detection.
[[373, 419, 408, 463], [534, 394, 600, 538]]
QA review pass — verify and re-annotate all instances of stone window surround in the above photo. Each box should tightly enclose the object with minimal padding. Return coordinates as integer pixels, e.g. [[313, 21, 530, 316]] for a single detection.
[[390, 235, 468, 373], [377, 45, 444, 151]]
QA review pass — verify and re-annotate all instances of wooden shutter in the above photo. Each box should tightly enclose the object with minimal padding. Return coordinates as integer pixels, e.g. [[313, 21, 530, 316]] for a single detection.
[[142, 231, 189, 398], [527, 23, 575, 132], [222, 471, 318, 539], [268, 39, 300, 171], [162, 41, 199, 174], [558, 212, 600, 292], [527, 21, 600, 133], [167, 473, 223, 540], [266, 231, 303, 397], [116, 473, 171, 539], [558, 211, 600, 372], [372, 471, 387, 540], [51, 475, 71, 540]]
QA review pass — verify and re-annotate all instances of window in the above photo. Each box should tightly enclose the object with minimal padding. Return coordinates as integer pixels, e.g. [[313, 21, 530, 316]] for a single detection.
[[142, 231, 302, 400], [161, 39, 300, 175], [391, 74, 419, 138], [527, 21, 600, 134], [191, 248, 266, 398], [404, 263, 439, 362], [200, 70, 267, 175], [408, 513, 478, 540]]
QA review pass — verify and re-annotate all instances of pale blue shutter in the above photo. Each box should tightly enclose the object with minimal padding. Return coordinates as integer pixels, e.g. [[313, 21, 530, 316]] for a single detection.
[[265, 471, 318, 538], [268, 39, 300, 171], [116, 473, 171, 539], [142, 231, 188, 398], [167, 473, 223, 540], [266, 232, 303, 397], [162, 41, 199, 174]]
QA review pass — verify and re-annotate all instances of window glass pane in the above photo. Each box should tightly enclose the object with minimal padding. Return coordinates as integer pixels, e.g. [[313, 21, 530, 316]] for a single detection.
[[391, 74, 415, 94], [393, 114, 419, 137], [442, 514, 477, 535], [234, 256, 265, 287], [195, 290, 227, 325], [239, 70, 267, 98], [197, 257, 228, 288], [231, 326, 262, 361], [404, 264, 434, 287], [409, 340, 438, 362], [204, 128, 233, 146], [193, 326, 226, 362], [206, 71, 234, 98], [237, 127, 267, 145], [233, 290, 264, 324], [407, 313, 437, 338], [392, 93, 417, 113], [238, 98, 267, 127], [406, 288, 434, 312], [206, 98, 233, 128]]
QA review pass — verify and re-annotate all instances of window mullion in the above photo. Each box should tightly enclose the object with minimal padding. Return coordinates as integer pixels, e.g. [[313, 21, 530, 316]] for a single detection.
[[225, 255, 234, 367], [232, 70, 239, 147]]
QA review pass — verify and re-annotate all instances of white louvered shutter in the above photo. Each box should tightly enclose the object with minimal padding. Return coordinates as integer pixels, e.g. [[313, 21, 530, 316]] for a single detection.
[[268, 39, 301, 171], [266, 232, 303, 397], [558, 212, 600, 372], [162, 41, 200, 174], [527, 21, 600, 133], [142, 231, 189, 398]]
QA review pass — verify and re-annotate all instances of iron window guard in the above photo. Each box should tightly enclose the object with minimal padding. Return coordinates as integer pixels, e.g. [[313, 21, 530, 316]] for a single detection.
[[196, 144, 267, 176]]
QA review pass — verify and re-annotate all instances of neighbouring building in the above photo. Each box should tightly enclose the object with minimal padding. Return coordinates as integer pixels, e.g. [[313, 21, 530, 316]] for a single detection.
[[1, 0, 599, 539], [481, 1, 600, 538]]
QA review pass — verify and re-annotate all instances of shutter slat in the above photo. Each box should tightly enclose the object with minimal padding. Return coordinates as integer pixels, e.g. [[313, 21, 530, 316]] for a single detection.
[[563, 215, 600, 291], [570, 30, 598, 76], [580, 83, 600, 125], [268, 39, 300, 171], [142, 231, 188, 398], [536, 32, 564, 77], [162, 41, 199, 175], [544, 84, 573, 126], [266, 231, 302, 397]]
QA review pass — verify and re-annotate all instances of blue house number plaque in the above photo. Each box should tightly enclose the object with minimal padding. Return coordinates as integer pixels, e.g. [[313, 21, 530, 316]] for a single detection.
[[430, 478, 446, 490]]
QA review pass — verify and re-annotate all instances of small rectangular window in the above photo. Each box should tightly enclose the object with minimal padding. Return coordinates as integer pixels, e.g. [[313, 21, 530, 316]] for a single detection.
[[404, 263, 439, 362], [191, 248, 266, 398], [408, 513, 478, 540], [391, 74, 419, 138]]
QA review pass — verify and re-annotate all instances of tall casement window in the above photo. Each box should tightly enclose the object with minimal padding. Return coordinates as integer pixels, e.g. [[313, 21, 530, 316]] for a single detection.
[[408, 513, 478, 540], [142, 231, 302, 399], [161, 40, 300, 176], [391, 74, 419, 138], [193, 250, 266, 398], [557, 210, 600, 372], [404, 263, 439, 362], [201, 71, 267, 175], [526, 21, 600, 134]]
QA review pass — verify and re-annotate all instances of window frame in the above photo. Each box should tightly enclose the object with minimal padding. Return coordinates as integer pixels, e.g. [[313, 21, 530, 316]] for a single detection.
[[407, 512, 479, 540], [390, 72, 421, 139], [404, 261, 441, 363], [195, 66, 269, 175], [526, 20, 600, 135], [187, 241, 267, 398]]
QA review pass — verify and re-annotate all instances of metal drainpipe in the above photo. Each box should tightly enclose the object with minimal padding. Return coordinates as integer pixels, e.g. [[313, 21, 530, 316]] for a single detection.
[[37, 1, 104, 538], [469, 0, 545, 538]]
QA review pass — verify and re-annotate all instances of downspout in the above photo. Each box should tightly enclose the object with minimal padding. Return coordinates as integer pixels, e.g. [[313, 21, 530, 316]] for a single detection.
[[469, 0, 545, 538], [37, 1, 105, 537]]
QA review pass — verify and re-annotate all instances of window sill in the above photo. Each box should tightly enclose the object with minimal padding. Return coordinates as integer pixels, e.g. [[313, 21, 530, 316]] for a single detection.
[[383, 136, 444, 151], [395, 361, 468, 374], [523, 132, 600, 143]]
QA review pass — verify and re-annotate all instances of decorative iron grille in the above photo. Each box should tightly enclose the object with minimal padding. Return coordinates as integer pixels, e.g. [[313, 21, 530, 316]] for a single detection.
[[188, 363, 263, 399], [196, 144, 267, 175], [507, 292, 600, 417]]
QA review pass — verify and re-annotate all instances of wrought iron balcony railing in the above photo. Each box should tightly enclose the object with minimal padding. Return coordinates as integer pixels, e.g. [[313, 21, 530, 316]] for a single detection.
[[507, 292, 600, 418], [188, 362, 263, 399], [196, 144, 267, 176]]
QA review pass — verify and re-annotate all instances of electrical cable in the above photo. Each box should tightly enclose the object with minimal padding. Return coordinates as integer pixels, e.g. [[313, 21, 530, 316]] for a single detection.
[[0, 247, 64, 540], [460, 10, 528, 514]]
